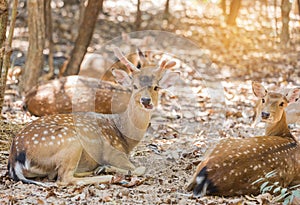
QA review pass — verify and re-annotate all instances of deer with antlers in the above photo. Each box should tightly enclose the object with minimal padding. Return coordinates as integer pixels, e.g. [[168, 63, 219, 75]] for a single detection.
[[8, 48, 179, 186]]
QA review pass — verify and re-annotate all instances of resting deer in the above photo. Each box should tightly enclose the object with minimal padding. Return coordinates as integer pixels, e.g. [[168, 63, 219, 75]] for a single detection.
[[25, 76, 131, 116], [8, 48, 179, 186], [25, 49, 155, 116], [187, 81, 300, 197]]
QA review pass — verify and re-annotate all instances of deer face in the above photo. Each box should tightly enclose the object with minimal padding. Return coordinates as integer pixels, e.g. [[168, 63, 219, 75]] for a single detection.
[[260, 93, 288, 123], [252, 81, 300, 124], [130, 67, 160, 111], [113, 65, 179, 112], [112, 47, 179, 113]]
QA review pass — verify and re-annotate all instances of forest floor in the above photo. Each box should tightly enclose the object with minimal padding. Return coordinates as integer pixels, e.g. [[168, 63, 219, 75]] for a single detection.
[[1, 0, 300, 204]]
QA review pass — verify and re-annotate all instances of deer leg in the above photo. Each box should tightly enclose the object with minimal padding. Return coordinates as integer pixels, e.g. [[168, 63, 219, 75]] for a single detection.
[[55, 147, 113, 186], [93, 165, 146, 176], [92, 152, 146, 176]]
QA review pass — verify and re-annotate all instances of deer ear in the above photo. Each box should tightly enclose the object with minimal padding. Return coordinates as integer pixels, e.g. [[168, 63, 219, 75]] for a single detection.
[[286, 87, 300, 103], [252, 81, 267, 98], [159, 71, 180, 89], [112, 69, 131, 87]]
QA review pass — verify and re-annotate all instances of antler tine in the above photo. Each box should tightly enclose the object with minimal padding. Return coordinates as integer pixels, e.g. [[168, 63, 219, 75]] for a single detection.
[[113, 47, 139, 72], [156, 59, 176, 74]]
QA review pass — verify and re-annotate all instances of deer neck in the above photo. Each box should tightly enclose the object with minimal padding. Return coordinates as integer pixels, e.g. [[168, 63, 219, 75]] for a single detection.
[[113, 102, 152, 144], [265, 112, 294, 139]]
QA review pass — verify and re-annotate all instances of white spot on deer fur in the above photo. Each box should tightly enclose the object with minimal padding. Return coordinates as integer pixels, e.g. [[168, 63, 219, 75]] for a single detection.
[[49, 142, 54, 146], [67, 138, 74, 142], [34, 140, 39, 144], [34, 134, 39, 137], [43, 130, 49, 135], [51, 136, 55, 140], [41, 137, 46, 141]]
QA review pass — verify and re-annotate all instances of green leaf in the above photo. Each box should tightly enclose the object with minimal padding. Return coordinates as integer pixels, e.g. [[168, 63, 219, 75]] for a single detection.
[[281, 188, 288, 195], [283, 195, 293, 205], [262, 185, 274, 193], [290, 184, 300, 189], [273, 187, 281, 193], [260, 181, 269, 192], [273, 193, 290, 202], [265, 170, 277, 178], [252, 177, 264, 185], [292, 190, 300, 198]]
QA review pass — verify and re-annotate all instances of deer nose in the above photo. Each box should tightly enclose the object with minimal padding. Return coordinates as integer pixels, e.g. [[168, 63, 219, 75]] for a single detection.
[[261, 112, 270, 119], [141, 97, 151, 106]]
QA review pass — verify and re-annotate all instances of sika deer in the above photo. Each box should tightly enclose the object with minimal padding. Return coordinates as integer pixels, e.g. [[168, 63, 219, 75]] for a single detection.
[[187, 82, 300, 197], [25, 76, 131, 116], [252, 86, 300, 127], [8, 48, 179, 186], [25, 49, 155, 116]]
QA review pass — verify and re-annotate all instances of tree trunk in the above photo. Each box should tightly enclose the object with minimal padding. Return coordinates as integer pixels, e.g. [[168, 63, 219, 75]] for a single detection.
[[0, 0, 18, 114], [22, 0, 45, 93], [227, 0, 241, 25], [135, 0, 142, 29], [63, 0, 103, 76], [41, 0, 54, 81], [0, 0, 8, 114], [0, 0, 8, 74], [280, 0, 292, 45]]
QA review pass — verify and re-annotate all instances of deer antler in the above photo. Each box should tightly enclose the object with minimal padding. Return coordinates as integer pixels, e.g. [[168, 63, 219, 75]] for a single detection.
[[113, 47, 139, 72]]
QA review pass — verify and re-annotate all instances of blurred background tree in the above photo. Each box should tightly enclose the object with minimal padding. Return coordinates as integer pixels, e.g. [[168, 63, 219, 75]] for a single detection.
[[0, 0, 17, 113], [3, 0, 299, 99]]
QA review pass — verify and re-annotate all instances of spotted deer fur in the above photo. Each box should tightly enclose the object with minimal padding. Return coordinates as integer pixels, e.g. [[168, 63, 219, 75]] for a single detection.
[[25, 49, 155, 116], [8, 48, 179, 186], [187, 82, 300, 197]]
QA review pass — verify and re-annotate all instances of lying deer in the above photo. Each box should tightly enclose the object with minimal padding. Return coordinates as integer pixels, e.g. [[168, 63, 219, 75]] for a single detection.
[[25, 76, 131, 116], [252, 86, 300, 127], [8, 47, 179, 186], [25, 49, 155, 116], [187, 81, 300, 197]]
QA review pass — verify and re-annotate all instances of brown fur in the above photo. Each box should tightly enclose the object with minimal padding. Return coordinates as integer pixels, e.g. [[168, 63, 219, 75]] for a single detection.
[[9, 50, 178, 186], [187, 82, 300, 197]]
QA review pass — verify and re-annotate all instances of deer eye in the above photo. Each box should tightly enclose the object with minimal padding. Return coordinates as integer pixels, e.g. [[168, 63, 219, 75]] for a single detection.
[[133, 84, 138, 89], [279, 102, 284, 107], [154, 86, 160, 91], [262, 98, 265, 103]]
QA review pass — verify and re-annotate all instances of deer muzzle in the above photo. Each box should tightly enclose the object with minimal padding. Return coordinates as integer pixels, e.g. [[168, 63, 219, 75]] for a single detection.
[[141, 97, 153, 109], [261, 111, 270, 120]]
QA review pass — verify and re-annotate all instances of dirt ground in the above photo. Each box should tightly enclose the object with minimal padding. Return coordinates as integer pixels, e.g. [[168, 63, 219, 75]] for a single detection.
[[1, 0, 300, 204]]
